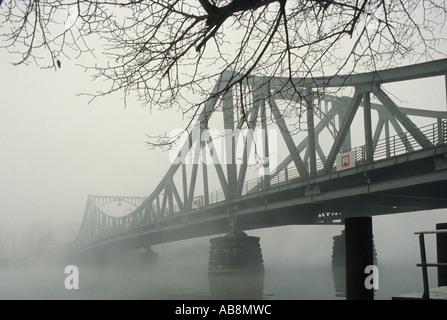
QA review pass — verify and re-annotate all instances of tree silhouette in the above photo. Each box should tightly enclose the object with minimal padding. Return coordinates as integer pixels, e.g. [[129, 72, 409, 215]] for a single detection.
[[1, 0, 446, 146]]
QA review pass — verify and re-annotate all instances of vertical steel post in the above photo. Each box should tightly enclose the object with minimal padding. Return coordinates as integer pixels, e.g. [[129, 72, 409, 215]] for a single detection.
[[260, 97, 270, 187], [419, 233, 430, 300], [182, 164, 188, 207], [223, 90, 237, 199], [202, 140, 210, 206], [306, 87, 317, 177], [156, 195, 160, 217], [385, 120, 391, 158], [167, 184, 174, 215], [363, 92, 373, 163], [437, 223, 447, 287], [345, 216, 374, 300], [438, 119, 444, 145], [445, 73, 447, 111]]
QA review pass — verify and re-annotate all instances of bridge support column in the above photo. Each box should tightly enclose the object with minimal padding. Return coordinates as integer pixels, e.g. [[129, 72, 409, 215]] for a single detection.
[[140, 247, 159, 266], [437, 223, 447, 287], [208, 225, 264, 299], [331, 228, 377, 298], [345, 216, 374, 300]]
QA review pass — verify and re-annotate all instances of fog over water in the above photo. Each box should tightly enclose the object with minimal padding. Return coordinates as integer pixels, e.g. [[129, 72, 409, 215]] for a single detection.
[[0, 211, 445, 300], [1, 47, 447, 300]]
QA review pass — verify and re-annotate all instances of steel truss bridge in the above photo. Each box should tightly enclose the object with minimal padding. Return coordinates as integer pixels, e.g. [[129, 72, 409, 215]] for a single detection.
[[70, 59, 447, 257]]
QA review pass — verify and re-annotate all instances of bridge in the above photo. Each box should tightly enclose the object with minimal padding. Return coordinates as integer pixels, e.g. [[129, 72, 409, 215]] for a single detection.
[[68, 59, 447, 266]]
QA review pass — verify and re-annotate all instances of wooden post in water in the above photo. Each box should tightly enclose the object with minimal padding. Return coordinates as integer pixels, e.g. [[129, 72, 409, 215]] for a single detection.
[[345, 216, 374, 300]]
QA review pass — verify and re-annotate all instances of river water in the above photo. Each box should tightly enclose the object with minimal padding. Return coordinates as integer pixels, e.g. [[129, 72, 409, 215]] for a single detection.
[[1, 217, 443, 300], [0, 253, 435, 300]]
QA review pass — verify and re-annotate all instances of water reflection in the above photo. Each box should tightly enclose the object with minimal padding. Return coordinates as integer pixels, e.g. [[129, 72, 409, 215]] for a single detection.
[[332, 265, 346, 298], [331, 231, 346, 298]]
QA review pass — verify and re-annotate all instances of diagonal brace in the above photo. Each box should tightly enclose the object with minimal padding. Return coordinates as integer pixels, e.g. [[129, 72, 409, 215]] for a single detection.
[[269, 95, 308, 178], [324, 88, 364, 173], [373, 85, 433, 149]]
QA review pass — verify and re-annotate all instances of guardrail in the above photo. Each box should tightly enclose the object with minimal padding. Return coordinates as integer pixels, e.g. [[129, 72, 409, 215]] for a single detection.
[[414, 230, 447, 300], [205, 120, 447, 207]]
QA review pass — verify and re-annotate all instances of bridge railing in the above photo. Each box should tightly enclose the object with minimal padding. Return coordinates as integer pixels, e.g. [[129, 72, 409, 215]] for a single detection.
[[414, 229, 447, 300], [372, 120, 445, 161], [205, 120, 446, 207]]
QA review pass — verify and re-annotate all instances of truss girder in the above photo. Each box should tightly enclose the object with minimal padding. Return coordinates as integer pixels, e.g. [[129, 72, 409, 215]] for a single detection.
[[73, 59, 447, 250]]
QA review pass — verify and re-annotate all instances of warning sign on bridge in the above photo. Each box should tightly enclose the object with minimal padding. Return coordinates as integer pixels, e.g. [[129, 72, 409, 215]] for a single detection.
[[336, 151, 355, 171]]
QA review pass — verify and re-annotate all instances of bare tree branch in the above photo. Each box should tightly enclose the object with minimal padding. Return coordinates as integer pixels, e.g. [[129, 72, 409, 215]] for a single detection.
[[0, 0, 446, 148]]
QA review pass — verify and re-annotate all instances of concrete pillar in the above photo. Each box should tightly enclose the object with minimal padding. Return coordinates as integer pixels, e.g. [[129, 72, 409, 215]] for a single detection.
[[437, 223, 447, 287], [208, 225, 264, 299], [345, 216, 374, 300], [208, 225, 264, 273], [140, 247, 159, 266]]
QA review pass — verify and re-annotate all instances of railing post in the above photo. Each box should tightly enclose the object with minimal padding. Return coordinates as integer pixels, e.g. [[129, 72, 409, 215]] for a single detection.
[[418, 233, 430, 300], [393, 136, 396, 157], [437, 119, 444, 146], [437, 223, 447, 287], [385, 121, 391, 158], [433, 122, 436, 146]]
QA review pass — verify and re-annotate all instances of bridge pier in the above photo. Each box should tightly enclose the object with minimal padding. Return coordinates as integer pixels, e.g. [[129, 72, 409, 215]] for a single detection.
[[331, 223, 378, 299], [437, 223, 447, 287], [208, 225, 264, 299], [344, 216, 375, 300], [140, 247, 159, 267]]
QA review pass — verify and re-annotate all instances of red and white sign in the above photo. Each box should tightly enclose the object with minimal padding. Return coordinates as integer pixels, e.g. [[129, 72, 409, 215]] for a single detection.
[[336, 151, 355, 171], [193, 196, 203, 210]]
